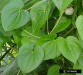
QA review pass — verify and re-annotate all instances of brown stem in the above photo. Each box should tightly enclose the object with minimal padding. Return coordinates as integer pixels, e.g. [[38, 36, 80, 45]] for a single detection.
[[63, 26, 76, 37]]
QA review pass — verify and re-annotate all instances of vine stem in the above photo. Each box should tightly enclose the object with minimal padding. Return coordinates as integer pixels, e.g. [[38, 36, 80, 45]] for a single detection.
[[26, 7, 32, 11], [46, 11, 49, 34], [23, 29, 40, 39], [17, 70, 21, 75], [63, 26, 76, 37], [49, 11, 64, 34]]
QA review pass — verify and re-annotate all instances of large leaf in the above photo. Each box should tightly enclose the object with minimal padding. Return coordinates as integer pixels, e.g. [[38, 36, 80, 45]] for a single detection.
[[76, 15, 83, 40], [47, 65, 60, 75], [30, 0, 51, 34], [1, 0, 30, 31], [17, 42, 44, 73], [42, 40, 61, 60], [55, 16, 71, 33], [56, 36, 81, 63], [52, 0, 73, 13]]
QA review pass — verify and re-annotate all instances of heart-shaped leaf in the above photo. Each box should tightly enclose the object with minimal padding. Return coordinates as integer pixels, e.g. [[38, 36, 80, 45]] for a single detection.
[[17, 42, 44, 73], [42, 40, 61, 60], [1, 0, 30, 31], [56, 36, 81, 63]]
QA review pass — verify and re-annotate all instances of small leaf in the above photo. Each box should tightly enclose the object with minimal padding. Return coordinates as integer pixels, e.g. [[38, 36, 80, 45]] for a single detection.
[[42, 40, 61, 60], [1, 0, 30, 31], [47, 65, 60, 75], [17, 42, 44, 73], [76, 15, 83, 40], [30, 0, 51, 34], [52, 0, 73, 13], [56, 36, 81, 63], [55, 16, 71, 33]]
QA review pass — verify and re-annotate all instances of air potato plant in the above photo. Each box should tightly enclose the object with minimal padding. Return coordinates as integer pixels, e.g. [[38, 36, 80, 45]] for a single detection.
[[0, 0, 83, 75]]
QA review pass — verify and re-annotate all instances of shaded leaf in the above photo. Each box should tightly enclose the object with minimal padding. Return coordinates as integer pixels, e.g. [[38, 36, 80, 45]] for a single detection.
[[47, 65, 60, 75], [55, 16, 71, 33]]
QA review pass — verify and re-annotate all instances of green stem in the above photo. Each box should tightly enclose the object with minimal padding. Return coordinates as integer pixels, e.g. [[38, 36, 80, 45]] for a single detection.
[[49, 12, 64, 34], [23, 29, 40, 39], [17, 70, 20, 75], [47, 20, 49, 34], [46, 11, 49, 34]]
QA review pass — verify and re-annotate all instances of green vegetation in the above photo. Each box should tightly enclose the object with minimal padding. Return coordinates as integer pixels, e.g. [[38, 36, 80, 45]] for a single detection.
[[0, 0, 83, 75]]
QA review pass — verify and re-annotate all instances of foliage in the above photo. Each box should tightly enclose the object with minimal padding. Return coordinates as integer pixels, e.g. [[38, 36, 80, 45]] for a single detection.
[[0, 0, 83, 75]]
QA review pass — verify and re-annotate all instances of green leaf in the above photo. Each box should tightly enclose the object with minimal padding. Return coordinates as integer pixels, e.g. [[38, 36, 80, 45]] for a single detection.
[[52, 0, 73, 13], [0, 25, 11, 44], [24, 0, 41, 9], [78, 54, 83, 67], [17, 42, 44, 73], [66, 36, 81, 63], [21, 26, 40, 45], [55, 16, 71, 33], [12, 29, 22, 47], [1, 0, 30, 31], [21, 37, 37, 46], [76, 15, 83, 40], [0, 24, 12, 37], [0, 43, 2, 51], [42, 40, 61, 60], [56, 36, 81, 63], [30, 0, 51, 34], [74, 54, 83, 75], [47, 65, 60, 75], [74, 63, 83, 75], [0, 0, 11, 11], [37, 33, 57, 46]]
